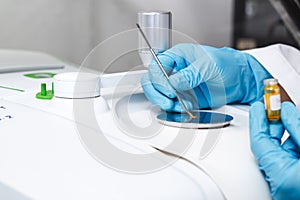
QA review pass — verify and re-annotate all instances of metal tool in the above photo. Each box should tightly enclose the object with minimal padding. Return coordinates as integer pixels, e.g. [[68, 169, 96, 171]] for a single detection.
[[136, 23, 196, 119]]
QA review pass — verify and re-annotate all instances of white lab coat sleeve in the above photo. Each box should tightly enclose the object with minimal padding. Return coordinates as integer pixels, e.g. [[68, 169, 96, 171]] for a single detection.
[[244, 44, 300, 111]]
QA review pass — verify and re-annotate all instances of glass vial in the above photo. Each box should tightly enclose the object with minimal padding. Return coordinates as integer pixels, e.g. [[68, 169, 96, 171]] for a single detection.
[[264, 78, 281, 121]]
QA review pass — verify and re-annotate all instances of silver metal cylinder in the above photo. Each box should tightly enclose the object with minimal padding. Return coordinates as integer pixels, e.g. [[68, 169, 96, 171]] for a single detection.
[[137, 11, 172, 67]]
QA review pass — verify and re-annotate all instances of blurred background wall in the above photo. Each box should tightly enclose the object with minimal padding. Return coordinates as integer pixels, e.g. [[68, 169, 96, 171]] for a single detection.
[[0, 0, 233, 71], [0, 0, 93, 65]]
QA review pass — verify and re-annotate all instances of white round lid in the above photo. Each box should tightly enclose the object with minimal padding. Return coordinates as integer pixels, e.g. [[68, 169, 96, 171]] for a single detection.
[[53, 72, 101, 99]]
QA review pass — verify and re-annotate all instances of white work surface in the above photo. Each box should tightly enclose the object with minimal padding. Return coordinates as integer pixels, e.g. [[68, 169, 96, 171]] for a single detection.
[[0, 50, 271, 200]]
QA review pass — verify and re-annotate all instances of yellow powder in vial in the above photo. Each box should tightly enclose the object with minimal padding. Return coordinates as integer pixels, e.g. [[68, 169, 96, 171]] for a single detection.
[[264, 78, 281, 121]]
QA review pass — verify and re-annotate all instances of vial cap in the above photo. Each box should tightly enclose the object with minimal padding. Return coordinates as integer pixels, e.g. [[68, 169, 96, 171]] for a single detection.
[[264, 78, 278, 86]]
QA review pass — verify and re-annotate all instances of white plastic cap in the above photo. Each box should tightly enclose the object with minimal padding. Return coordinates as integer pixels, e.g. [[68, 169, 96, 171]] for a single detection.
[[263, 78, 278, 86], [53, 72, 101, 99]]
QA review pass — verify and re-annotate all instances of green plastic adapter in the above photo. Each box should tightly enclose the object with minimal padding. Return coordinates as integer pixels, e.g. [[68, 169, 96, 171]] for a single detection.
[[36, 82, 54, 100]]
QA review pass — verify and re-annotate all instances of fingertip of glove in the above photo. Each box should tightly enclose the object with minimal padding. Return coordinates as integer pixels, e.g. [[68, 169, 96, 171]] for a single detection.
[[141, 84, 174, 111], [281, 102, 297, 120], [281, 101, 299, 129], [249, 101, 268, 135], [173, 100, 193, 113], [250, 101, 265, 117], [161, 98, 174, 111], [281, 101, 296, 112]]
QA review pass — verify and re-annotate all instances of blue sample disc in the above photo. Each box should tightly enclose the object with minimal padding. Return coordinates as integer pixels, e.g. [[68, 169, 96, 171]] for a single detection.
[[156, 110, 234, 129]]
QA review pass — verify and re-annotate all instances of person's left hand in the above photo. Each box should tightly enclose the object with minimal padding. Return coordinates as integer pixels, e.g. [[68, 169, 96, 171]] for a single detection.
[[250, 101, 300, 200]]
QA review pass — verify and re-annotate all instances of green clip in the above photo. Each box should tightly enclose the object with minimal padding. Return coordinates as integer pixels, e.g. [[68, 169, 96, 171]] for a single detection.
[[36, 82, 54, 100]]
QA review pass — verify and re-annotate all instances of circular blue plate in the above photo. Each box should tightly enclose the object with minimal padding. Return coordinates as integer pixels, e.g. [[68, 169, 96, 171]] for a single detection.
[[156, 111, 234, 129]]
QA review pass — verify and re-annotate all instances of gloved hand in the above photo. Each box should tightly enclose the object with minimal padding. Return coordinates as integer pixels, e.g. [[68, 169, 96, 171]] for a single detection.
[[250, 101, 300, 200], [142, 44, 272, 112]]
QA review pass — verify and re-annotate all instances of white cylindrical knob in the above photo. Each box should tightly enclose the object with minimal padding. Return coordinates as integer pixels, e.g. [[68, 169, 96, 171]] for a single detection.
[[53, 72, 100, 99]]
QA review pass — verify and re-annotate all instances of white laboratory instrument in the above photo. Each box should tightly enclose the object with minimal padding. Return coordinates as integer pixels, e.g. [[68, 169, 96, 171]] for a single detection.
[[0, 49, 272, 200]]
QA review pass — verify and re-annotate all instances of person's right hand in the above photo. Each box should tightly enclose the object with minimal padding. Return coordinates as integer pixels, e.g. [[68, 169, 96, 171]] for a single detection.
[[141, 44, 272, 112], [250, 101, 300, 200]]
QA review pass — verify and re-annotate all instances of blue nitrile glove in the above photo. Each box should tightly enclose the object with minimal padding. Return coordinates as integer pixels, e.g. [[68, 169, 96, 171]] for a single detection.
[[141, 44, 272, 112], [250, 101, 300, 200]]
